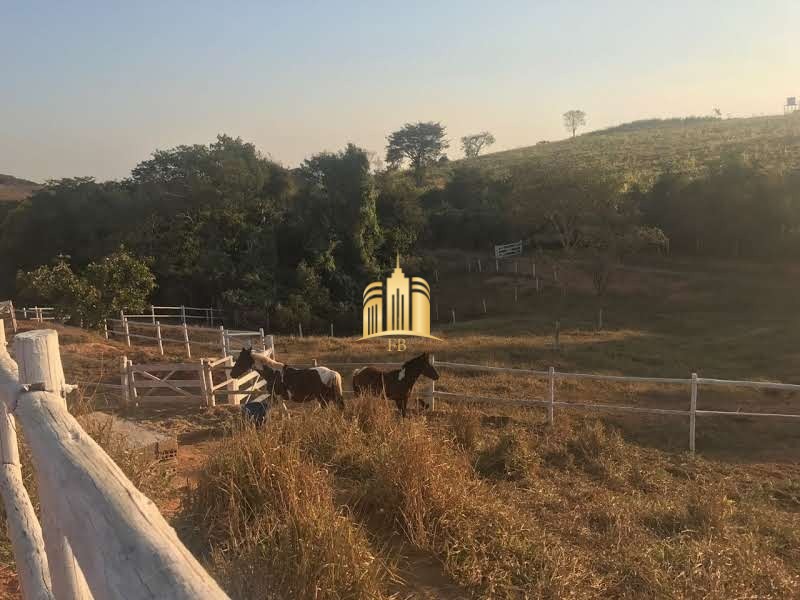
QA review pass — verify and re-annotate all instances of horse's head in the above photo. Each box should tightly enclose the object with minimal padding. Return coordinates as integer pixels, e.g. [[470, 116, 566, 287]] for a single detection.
[[230, 347, 254, 378], [408, 352, 439, 380]]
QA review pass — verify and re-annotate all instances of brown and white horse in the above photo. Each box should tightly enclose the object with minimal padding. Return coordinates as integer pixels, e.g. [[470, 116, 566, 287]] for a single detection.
[[230, 348, 344, 409], [352, 352, 439, 416]]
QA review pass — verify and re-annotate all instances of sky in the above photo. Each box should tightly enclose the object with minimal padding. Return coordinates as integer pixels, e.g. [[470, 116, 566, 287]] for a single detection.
[[1, 0, 798, 182]]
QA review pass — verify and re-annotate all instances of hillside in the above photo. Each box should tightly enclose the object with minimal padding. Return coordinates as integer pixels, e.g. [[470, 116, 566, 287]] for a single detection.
[[453, 113, 800, 186], [0, 174, 40, 202]]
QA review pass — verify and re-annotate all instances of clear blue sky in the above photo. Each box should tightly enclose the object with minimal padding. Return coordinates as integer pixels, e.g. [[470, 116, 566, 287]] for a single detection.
[[2, 0, 798, 182]]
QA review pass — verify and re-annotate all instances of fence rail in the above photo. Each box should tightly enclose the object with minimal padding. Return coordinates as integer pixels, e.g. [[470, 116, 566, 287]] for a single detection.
[[0, 322, 229, 599]]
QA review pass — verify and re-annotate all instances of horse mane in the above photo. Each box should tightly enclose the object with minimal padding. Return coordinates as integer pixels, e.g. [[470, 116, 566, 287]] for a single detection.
[[251, 351, 285, 372]]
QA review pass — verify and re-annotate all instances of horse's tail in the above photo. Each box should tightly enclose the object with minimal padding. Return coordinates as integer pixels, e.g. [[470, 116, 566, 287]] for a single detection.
[[333, 371, 344, 407]]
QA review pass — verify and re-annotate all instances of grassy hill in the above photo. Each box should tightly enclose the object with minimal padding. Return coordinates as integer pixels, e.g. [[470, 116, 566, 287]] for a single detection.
[[451, 113, 800, 186], [0, 174, 40, 202]]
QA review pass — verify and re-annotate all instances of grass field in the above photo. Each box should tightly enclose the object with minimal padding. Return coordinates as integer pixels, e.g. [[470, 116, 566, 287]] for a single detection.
[[2, 256, 800, 598], [444, 113, 800, 186]]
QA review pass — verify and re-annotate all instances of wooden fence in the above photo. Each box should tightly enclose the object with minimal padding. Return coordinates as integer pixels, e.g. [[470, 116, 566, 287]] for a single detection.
[[0, 322, 229, 599], [106, 315, 267, 359], [119, 336, 275, 407], [494, 240, 523, 259], [122, 305, 218, 326], [432, 360, 800, 454]]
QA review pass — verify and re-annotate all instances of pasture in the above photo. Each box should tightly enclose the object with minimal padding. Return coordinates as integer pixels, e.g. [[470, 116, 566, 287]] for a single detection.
[[2, 257, 800, 598]]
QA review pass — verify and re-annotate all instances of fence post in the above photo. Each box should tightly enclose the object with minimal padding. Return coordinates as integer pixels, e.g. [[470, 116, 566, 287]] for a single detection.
[[330, 323, 334, 337], [0, 333, 54, 600], [451, 308, 456, 325], [23, 307, 28, 320], [535, 277, 540, 292], [434, 269, 439, 283], [103, 320, 109, 340], [515, 261, 519, 274], [554, 320, 560, 349], [298, 323, 303, 338], [266, 335, 275, 357], [553, 264, 559, 282], [182, 322, 191, 358], [14, 330, 92, 600], [150, 305, 156, 325], [155, 322, 164, 355], [34, 306, 40, 323], [180, 305, 186, 325], [127, 359, 138, 405], [198, 359, 211, 407], [482, 299, 487, 314], [690, 372, 698, 454], [514, 287, 518, 303], [532, 262, 536, 278], [495, 259, 499, 272], [467, 259, 471, 274], [477, 259, 482, 273], [218, 326, 226, 356], [548, 367, 555, 425], [120, 355, 129, 407], [209, 306, 214, 326], [424, 354, 435, 410], [224, 356, 241, 405], [259, 328, 266, 351], [123, 317, 131, 348]]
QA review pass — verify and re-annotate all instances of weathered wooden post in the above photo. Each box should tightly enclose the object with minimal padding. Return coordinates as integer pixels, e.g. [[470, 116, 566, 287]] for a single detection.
[[535, 277, 540, 292], [477, 259, 482, 273], [298, 323, 303, 338], [23, 307, 28, 320], [123, 318, 131, 348], [150, 305, 156, 325], [553, 264, 559, 282], [8, 301, 18, 332], [689, 372, 698, 454], [180, 305, 186, 325], [482, 299, 487, 314], [495, 259, 499, 272], [451, 308, 456, 325], [330, 323, 334, 337], [127, 359, 138, 405], [155, 322, 164, 355], [14, 330, 92, 600], [259, 328, 266, 351], [34, 306, 41, 323], [515, 261, 519, 274], [209, 306, 214, 326], [532, 262, 536, 278], [548, 367, 555, 425], [120, 355, 129, 407], [218, 326, 226, 356], [199, 359, 213, 407], [0, 334, 55, 600], [102, 320, 109, 340], [182, 322, 191, 358], [224, 356, 240, 405], [434, 269, 439, 283]]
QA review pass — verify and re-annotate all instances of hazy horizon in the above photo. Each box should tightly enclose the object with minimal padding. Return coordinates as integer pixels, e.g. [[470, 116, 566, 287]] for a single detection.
[[2, 0, 798, 183]]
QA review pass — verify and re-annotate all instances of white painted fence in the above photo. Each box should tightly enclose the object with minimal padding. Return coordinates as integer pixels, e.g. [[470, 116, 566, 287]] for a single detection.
[[123, 305, 218, 326], [433, 360, 800, 454], [0, 323, 229, 599], [119, 336, 275, 407], [106, 316, 267, 358], [494, 240, 523, 259]]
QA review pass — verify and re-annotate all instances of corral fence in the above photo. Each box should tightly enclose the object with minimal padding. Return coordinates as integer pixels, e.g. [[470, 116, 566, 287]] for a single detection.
[[106, 313, 267, 359], [0, 321, 229, 599], [115, 335, 276, 407], [294, 354, 800, 455], [122, 304, 219, 327]]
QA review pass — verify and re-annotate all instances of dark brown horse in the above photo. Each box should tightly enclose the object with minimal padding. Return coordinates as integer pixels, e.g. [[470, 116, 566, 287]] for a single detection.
[[352, 352, 439, 416], [230, 348, 344, 409]]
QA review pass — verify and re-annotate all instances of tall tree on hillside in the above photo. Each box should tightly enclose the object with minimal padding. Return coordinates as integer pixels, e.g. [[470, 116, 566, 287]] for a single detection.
[[461, 132, 496, 158], [563, 110, 586, 137], [386, 122, 448, 184]]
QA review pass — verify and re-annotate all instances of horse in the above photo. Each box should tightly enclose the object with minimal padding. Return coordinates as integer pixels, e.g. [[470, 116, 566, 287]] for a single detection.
[[230, 347, 345, 409], [352, 352, 439, 416]]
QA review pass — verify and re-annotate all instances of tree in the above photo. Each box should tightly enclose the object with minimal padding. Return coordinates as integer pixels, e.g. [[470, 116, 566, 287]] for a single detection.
[[563, 110, 586, 137], [461, 132, 496, 158], [385, 122, 448, 184], [17, 248, 155, 326]]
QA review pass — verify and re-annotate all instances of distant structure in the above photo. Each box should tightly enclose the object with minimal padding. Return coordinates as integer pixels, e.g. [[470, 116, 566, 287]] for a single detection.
[[785, 97, 798, 115]]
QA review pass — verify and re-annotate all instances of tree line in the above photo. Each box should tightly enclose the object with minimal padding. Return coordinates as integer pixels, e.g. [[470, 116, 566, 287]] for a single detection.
[[2, 125, 799, 333]]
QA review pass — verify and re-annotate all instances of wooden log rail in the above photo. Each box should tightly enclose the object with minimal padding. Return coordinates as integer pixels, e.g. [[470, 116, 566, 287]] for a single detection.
[[0, 326, 230, 599]]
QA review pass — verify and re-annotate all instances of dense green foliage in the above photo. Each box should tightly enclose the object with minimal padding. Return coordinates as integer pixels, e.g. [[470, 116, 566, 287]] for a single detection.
[[3, 115, 800, 332], [16, 249, 155, 326]]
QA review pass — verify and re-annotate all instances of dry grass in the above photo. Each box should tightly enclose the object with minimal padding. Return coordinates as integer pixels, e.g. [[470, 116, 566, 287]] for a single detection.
[[179, 397, 800, 599]]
